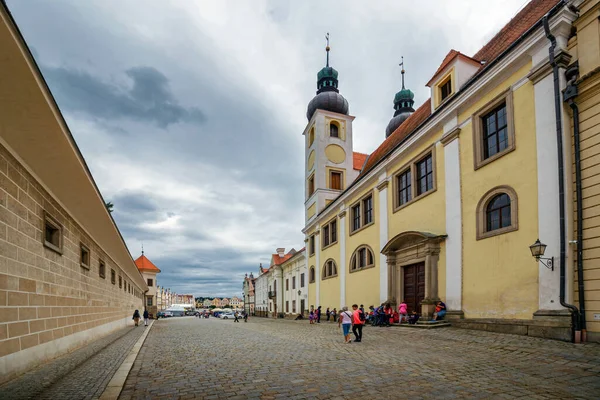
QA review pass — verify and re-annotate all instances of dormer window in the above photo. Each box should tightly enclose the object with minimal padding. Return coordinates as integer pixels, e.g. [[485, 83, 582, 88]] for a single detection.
[[440, 77, 452, 102]]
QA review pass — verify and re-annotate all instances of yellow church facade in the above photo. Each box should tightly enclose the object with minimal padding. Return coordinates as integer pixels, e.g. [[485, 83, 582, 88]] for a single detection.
[[303, 0, 600, 342]]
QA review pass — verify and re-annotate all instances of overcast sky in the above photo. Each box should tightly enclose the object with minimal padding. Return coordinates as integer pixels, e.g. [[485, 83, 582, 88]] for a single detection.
[[7, 0, 529, 297]]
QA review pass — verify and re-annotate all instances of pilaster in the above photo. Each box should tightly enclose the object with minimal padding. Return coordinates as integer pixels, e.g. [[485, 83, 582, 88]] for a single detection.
[[314, 229, 321, 307], [377, 176, 389, 304], [338, 208, 347, 307]]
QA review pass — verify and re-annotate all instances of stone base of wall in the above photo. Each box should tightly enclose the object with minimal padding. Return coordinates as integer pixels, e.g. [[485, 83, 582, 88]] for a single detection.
[[0, 316, 130, 384], [451, 313, 572, 342], [586, 330, 600, 343]]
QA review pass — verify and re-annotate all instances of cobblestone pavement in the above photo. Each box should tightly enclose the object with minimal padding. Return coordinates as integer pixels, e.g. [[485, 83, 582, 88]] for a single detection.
[[120, 317, 600, 400], [0, 323, 148, 400]]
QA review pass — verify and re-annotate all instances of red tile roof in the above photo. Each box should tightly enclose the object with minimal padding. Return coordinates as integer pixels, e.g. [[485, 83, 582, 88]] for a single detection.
[[271, 253, 293, 266], [473, 0, 559, 63], [353, 152, 368, 171], [426, 50, 481, 86], [134, 254, 161, 273], [359, 0, 560, 180]]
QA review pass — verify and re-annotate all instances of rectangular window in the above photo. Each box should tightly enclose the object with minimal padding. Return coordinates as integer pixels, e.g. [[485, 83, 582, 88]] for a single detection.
[[292, 276, 296, 290], [99, 260, 106, 279], [80, 244, 90, 269], [323, 224, 330, 247], [416, 154, 434, 196], [301, 273, 305, 288], [308, 175, 315, 197], [397, 169, 412, 206], [147, 278, 153, 287], [473, 91, 514, 169], [147, 296, 153, 307], [309, 235, 315, 255], [322, 218, 337, 248], [330, 171, 342, 190], [43, 213, 62, 253], [292, 300, 296, 313], [363, 195, 373, 225], [286, 279, 289, 291], [482, 103, 508, 160], [352, 204, 361, 232], [119, 275, 122, 289], [286, 301, 289, 313], [440, 78, 452, 101], [111, 269, 116, 285]]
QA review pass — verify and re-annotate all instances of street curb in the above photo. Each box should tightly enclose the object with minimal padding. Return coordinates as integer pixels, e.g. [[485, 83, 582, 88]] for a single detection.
[[99, 320, 154, 400]]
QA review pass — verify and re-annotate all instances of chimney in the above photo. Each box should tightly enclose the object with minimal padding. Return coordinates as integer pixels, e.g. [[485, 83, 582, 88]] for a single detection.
[[276, 248, 285, 257]]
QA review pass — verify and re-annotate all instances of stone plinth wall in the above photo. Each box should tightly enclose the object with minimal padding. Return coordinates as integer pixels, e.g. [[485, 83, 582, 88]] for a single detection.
[[451, 317, 573, 342], [0, 143, 144, 382]]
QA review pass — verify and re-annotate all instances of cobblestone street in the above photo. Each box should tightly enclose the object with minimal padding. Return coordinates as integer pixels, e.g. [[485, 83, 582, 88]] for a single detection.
[[121, 317, 600, 399]]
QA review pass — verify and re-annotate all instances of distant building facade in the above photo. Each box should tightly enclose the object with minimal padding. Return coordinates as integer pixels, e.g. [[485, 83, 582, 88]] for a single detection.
[[134, 254, 161, 317]]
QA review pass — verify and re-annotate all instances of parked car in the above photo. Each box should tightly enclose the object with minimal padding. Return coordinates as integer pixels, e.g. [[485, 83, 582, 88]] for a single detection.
[[163, 311, 173, 318], [219, 312, 236, 319]]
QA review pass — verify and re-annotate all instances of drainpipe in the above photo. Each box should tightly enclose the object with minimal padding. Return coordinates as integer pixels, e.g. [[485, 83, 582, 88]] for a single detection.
[[543, 15, 581, 342], [563, 61, 587, 341]]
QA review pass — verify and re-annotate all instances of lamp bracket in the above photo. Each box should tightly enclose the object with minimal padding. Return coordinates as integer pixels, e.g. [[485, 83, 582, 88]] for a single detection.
[[536, 256, 554, 271]]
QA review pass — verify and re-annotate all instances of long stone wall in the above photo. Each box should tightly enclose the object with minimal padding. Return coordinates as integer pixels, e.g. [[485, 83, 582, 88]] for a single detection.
[[0, 143, 144, 382]]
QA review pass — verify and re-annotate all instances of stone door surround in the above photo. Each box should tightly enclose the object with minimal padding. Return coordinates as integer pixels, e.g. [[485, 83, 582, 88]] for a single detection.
[[381, 231, 446, 319]]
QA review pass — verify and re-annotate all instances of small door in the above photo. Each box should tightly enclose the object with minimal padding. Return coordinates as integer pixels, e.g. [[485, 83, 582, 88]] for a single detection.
[[403, 262, 425, 314], [300, 299, 305, 315]]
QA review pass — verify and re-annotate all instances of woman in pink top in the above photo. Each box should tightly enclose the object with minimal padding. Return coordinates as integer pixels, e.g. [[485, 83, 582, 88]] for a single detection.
[[398, 301, 408, 323]]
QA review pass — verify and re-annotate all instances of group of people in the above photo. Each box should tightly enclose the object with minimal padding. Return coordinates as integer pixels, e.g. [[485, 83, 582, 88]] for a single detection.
[[132, 309, 150, 327], [306, 300, 447, 343]]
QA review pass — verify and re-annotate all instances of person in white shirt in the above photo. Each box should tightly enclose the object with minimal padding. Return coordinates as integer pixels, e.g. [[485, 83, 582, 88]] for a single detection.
[[338, 306, 353, 343]]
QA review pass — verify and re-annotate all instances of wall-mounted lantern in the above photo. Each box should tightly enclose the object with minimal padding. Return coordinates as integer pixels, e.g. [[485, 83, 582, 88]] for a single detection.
[[529, 239, 553, 271]]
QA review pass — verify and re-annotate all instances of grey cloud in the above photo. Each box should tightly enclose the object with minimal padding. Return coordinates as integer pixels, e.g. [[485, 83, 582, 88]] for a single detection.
[[43, 65, 206, 128]]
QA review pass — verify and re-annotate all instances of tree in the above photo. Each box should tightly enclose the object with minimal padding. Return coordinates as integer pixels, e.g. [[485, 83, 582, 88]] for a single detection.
[[105, 202, 114, 213], [209, 305, 216, 309], [223, 305, 231, 309]]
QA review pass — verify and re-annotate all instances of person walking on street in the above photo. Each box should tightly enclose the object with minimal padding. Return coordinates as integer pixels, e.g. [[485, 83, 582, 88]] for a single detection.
[[351, 304, 365, 342], [132, 310, 141, 327], [339, 306, 353, 343], [331, 308, 337, 322], [143, 309, 149, 326], [317, 306, 322, 323], [326, 307, 331, 322], [243, 311, 248, 323], [234, 311, 240, 322]]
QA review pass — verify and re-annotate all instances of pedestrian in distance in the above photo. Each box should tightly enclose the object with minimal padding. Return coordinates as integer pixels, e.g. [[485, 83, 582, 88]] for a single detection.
[[331, 308, 337, 322], [326, 307, 331, 322], [143, 309, 149, 326], [309, 310, 315, 324], [244, 311, 248, 323], [338, 306, 353, 343], [132, 309, 141, 327], [351, 304, 365, 342], [317, 306, 322, 323], [234, 312, 240, 322]]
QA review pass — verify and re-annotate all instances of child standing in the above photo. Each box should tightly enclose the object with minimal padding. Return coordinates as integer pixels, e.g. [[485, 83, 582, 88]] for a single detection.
[[309, 310, 314, 324], [398, 301, 408, 323]]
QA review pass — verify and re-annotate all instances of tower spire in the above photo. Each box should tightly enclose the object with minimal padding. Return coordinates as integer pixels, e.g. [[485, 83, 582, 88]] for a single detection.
[[325, 32, 330, 67], [399, 56, 405, 89]]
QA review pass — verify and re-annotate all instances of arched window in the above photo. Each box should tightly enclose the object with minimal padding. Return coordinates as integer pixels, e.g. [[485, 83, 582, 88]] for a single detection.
[[476, 186, 518, 240], [330, 122, 339, 138], [486, 194, 511, 231], [308, 128, 315, 147], [322, 259, 338, 280], [309, 266, 315, 283], [349, 245, 375, 272]]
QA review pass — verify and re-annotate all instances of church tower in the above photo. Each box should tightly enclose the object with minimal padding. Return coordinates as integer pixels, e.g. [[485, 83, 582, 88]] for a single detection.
[[386, 57, 415, 138], [304, 34, 356, 224]]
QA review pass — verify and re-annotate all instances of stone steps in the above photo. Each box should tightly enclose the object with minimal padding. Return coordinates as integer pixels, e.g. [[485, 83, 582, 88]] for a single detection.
[[396, 320, 451, 329]]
